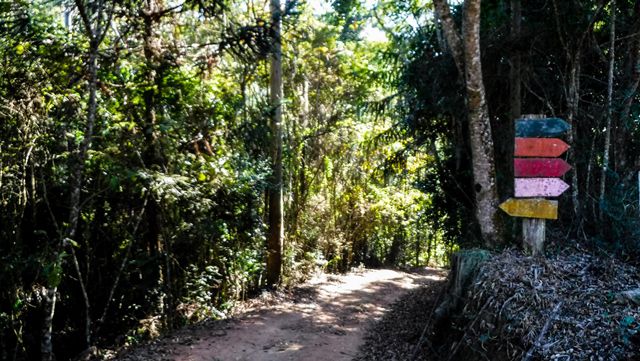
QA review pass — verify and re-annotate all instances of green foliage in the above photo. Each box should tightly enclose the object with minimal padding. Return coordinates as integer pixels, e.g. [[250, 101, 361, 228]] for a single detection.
[[11, 0, 640, 359], [619, 315, 638, 345], [329, 0, 366, 41], [3, 1, 439, 357], [180, 265, 223, 322]]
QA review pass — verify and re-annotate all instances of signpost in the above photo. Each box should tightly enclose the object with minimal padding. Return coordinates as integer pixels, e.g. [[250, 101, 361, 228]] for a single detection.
[[515, 118, 571, 137], [515, 178, 570, 197], [500, 115, 571, 255], [499, 198, 558, 220], [514, 158, 571, 178], [515, 138, 569, 157]]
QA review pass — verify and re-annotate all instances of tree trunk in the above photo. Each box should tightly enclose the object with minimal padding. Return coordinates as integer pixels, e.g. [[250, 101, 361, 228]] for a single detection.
[[433, 0, 502, 247], [290, 77, 309, 240], [414, 232, 421, 267], [141, 0, 173, 328], [614, 0, 640, 173], [509, 0, 522, 123], [567, 56, 581, 218], [600, 0, 616, 219], [434, 249, 491, 321], [267, 0, 284, 286], [507, 0, 522, 240], [509, 0, 522, 149], [463, 0, 501, 247], [551, 0, 607, 219], [433, 0, 464, 75], [40, 287, 57, 361], [41, 14, 101, 360]]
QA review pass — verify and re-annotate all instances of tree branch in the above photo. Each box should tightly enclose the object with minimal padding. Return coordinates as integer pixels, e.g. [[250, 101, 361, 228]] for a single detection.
[[432, 0, 464, 74], [74, 0, 94, 40], [522, 302, 563, 361]]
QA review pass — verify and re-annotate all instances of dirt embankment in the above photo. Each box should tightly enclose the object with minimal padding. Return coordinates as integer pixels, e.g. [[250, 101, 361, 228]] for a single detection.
[[111, 268, 446, 361], [358, 250, 640, 361]]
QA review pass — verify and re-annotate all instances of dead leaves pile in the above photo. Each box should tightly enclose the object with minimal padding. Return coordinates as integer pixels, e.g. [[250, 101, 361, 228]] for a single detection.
[[457, 249, 640, 360], [354, 280, 446, 361]]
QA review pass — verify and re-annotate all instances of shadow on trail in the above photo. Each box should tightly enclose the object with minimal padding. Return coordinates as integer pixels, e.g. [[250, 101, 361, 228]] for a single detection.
[[113, 268, 446, 361], [353, 278, 447, 361]]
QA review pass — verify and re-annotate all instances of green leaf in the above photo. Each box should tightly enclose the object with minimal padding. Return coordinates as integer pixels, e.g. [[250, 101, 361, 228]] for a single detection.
[[15, 43, 25, 55], [13, 298, 23, 311], [67, 239, 80, 248], [109, 176, 120, 190], [621, 315, 635, 327]]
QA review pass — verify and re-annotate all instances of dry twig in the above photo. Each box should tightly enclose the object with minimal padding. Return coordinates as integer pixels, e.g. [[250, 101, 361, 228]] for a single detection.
[[522, 301, 563, 361]]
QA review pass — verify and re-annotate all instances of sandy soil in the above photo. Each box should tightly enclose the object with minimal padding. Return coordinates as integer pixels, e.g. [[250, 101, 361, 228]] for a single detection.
[[114, 268, 445, 361]]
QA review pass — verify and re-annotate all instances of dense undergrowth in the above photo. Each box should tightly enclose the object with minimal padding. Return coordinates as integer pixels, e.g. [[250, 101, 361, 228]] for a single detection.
[[0, 2, 451, 360]]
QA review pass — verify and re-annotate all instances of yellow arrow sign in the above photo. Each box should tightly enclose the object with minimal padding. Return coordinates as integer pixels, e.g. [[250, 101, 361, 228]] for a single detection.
[[499, 198, 558, 220]]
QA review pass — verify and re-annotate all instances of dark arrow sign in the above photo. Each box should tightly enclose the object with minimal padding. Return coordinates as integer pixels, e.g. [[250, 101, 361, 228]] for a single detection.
[[515, 118, 571, 137]]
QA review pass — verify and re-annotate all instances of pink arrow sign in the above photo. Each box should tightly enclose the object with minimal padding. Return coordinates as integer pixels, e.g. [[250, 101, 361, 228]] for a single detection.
[[515, 178, 570, 197], [514, 158, 572, 178]]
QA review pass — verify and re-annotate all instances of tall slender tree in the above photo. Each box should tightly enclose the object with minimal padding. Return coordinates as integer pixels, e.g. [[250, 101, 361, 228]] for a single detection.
[[552, 0, 607, 218], [41, 1, 113, 359], [509, 0, 522, 123], [600, 0, 616, 218], [139, 0, 173, 328], [433, 0, 502, 247], [267, 0, 284, 285], [614, 0, 640, 174]]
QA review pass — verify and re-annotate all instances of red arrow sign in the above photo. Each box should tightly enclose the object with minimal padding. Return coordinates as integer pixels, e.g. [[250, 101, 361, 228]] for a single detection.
[[515, 138, 569, 157], [515, 178, 570, 197], [514, 158, 572, 177]]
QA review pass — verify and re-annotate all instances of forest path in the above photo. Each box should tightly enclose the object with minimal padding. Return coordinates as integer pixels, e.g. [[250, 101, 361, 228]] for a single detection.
[[116, 268, 445, 361]]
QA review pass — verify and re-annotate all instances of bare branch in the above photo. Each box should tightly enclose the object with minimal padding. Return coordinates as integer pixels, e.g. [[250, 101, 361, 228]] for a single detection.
[[74, 0, 94, 40]]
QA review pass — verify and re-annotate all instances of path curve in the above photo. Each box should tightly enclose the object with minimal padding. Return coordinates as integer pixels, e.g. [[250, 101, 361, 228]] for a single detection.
[[115, 268, 445, 361]]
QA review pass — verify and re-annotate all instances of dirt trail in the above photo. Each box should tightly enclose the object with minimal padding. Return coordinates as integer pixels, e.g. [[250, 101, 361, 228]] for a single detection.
[[115, 268, 445, 361]]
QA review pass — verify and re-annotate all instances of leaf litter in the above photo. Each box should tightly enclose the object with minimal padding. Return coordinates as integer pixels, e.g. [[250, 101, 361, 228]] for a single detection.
[[457, 249, 640, 360], [356, 249, 640, 361]]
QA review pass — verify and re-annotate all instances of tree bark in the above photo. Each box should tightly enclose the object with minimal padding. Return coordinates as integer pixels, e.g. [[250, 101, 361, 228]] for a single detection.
[[433, 0, 502, 247], [267, 0, 284, 286], [507, 0, 522, 240], [600, 0, 616, 218], [567, 56, 581, 217], [41, 1, 108, 356], [462, 0, 501, 246], [433, 0, 464, 74], [289, 77, 309, 241], [414, 231, 421, 267], [509, 0, 522, 123], [552, 0, 607, 218], [141, 0, 173, 328], [614, 0, 640, 173], [40, 287, 57, 361]]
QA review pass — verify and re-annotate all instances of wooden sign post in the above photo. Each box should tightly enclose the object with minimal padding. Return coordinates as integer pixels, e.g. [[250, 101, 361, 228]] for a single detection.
[[499, 114, 571, 255]]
